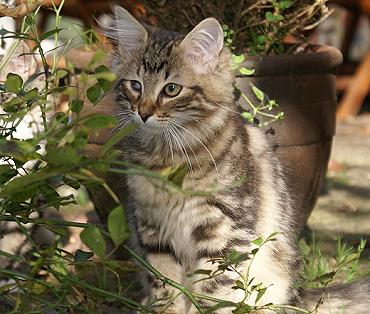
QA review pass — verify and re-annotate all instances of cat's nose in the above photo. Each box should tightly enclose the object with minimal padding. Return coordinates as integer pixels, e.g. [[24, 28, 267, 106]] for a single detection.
[[138, 111, 152, 123]]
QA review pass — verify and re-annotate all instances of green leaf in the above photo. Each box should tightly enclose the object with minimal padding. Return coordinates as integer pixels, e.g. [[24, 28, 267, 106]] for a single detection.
[[255, 287, 267, 303], [193, 269, 212, 276], [39, 184, 60, 208], [252, 237, 264, 246], [43, 223, 69, 237], [39, 28, 62, 41], [6, 203, 27, 214], [86, 83, 101, 104], [5, 73, 23, 93], [0, 165, 69, 199], [80, 225, 106, 258], [23, 88, 38, 102], [279, 0, 293, 9], [62, 176, 80, 190], [83, 114, 117, 129], [95, 65, 116, 92], [232, 54, 245, 64], [0, 165, 18, 184], [56, 69, 69, 80], [266, 231, 280, 241], [69, 99, 84, 114], [9, 184, 39, 202], [2, 98, 22, 113], [88, 51, 106, 68], [45, 146, 81, 167], [265, 11, 284, 22], [241, 112, 254, 123], [168, 163, 188, 187], [108, 205, 130, 247], [55, 112, 69, 124], [0, 28, 11, 36], [0, 139, 39, 162], [239, 67, 255, 76], [74, 249, 94, 262], [231, 54, 245, 70], [276, 112, 285, 120], [234, 280, 245, 289], [95, 65, 116, 82], [232, 304, 253, 314], [257, 35, 267, 45], [100, 122, 138, 156], [252, 85, 264, 102]]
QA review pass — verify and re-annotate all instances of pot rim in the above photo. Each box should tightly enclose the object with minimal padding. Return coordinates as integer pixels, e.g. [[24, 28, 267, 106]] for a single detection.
[[237, 45, 343, 77]]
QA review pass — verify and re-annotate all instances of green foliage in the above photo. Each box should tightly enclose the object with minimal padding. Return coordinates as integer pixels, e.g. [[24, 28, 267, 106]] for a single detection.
[[298, 236, 367, 289]]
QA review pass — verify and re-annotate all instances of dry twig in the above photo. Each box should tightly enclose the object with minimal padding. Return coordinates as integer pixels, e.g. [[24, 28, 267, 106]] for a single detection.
[[0, 0, 44, 18]]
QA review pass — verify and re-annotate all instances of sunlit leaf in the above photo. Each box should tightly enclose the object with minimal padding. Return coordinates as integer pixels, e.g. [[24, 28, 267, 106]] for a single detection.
[[241, 112, 254, 123], [239, 67, 255, 76], [252, 85, 264, 102], [252, 237, 264, 246]]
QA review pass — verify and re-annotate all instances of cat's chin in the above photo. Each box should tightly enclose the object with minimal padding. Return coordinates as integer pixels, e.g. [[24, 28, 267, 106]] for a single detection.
[[140, 122, 165, 135]]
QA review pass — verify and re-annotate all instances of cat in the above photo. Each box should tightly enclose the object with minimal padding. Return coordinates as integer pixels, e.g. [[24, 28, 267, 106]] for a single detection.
[[103, 6, 370, 314]]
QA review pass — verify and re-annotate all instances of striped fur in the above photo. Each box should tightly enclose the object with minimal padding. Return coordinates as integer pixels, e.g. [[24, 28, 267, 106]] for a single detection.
[[107, 6, 370, 314]]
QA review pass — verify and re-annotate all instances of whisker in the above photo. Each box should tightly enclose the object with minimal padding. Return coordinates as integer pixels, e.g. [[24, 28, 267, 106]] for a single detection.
[[213, 101, 241, 116], [171, 121, 219, 181], [170, 123, 201, 172], [164, 126, 175, 168], [108, 115, 133, 137], [168, 124, 194, 177]]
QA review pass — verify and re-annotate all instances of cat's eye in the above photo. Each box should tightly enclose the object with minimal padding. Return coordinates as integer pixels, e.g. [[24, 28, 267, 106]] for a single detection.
[[164, 83, 182, 97], [130, 80, 142, 92]]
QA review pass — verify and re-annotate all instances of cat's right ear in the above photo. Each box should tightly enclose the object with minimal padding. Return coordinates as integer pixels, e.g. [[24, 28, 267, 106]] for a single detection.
[[104, 6, 148, 59]]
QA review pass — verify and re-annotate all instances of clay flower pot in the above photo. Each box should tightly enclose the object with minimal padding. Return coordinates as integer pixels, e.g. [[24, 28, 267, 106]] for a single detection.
[[236, 45, 343, 229]]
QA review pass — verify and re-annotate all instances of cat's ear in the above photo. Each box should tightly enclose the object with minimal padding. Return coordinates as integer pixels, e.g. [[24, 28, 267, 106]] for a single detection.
[[180, 18, 224, 74], [106, 6, 148, 59]]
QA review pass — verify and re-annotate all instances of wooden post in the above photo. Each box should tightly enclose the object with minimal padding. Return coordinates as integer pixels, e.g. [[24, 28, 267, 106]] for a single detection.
[[337, 51, 370, 121]]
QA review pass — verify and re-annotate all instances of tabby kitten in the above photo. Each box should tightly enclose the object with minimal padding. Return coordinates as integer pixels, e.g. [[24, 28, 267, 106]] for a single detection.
[[105, 6, 370, 314]]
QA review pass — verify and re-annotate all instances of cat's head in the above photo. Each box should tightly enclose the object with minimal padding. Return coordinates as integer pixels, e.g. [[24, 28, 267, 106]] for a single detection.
[[105, 6, 235, 146]]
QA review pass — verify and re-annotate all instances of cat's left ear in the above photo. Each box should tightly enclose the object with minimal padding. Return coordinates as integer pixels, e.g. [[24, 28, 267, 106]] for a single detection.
[[180, 18, 224, 74]]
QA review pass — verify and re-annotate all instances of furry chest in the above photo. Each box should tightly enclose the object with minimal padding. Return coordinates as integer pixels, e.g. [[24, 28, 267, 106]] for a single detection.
[[128, 175, 201, 262]]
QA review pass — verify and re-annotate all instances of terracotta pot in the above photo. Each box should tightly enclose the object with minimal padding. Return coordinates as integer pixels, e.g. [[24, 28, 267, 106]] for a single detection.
[[235, 45, 343, 229]]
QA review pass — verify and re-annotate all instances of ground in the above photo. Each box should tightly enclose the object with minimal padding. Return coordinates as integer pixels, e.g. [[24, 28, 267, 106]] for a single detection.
[[308, 114, 370, 273]]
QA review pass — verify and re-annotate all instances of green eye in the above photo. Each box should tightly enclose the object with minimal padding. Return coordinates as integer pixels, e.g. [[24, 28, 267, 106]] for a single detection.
[[164, 83, 182, 97]]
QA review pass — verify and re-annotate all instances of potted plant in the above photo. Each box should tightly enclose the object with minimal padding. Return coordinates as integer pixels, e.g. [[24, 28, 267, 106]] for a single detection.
[[125, 0, 343, 228]]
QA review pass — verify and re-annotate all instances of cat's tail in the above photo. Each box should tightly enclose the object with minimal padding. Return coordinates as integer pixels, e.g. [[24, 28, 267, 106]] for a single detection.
[[298, 278, 370, 313]]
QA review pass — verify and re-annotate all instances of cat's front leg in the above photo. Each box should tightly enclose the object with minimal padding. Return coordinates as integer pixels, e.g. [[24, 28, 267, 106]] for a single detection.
[[189, 250, 293, 314], [142, 252, 187, 313]]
